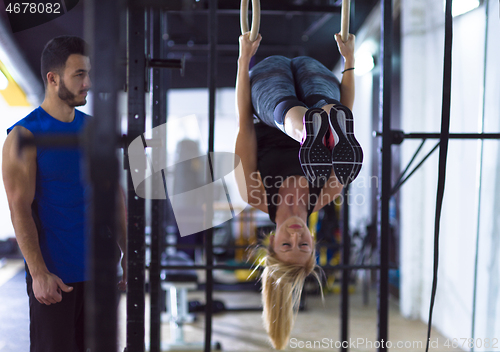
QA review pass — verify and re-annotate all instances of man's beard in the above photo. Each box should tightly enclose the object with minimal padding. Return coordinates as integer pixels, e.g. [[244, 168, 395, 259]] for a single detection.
[[58, 78, 87, 107]]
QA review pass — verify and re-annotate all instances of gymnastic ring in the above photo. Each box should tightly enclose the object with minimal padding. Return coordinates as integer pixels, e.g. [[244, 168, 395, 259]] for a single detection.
[[240, 0, 260, 42]]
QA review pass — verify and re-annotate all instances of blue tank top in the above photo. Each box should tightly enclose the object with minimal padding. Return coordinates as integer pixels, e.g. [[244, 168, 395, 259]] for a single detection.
[[7, 107, 89, 283]]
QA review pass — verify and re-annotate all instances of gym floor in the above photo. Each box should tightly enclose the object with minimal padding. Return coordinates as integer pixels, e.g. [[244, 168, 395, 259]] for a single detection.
[[0, 258, 461, 352]]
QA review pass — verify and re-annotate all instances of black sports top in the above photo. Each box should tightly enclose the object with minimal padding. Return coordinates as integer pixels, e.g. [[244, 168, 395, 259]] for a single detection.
[[254, 120, 328, 223]]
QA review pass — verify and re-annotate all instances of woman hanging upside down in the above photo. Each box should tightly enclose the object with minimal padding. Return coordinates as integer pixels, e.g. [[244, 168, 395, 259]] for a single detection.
[[234, 31, 362, 350]]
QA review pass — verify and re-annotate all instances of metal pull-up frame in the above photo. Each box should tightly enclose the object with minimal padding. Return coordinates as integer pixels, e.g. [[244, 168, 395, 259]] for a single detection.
[[15, 1, 398, 351]]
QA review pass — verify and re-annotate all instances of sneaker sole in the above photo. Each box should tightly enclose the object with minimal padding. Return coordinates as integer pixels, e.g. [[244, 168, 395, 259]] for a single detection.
[[329, 105, 363, 185], [341, 105, 363, 181], [299, 108, 332, 188]]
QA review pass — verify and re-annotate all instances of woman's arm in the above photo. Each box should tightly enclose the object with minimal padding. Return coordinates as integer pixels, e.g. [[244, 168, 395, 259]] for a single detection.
[[236, 33, 261, 126], [335, 33, 355, 111], [234, 33, 268, 212]]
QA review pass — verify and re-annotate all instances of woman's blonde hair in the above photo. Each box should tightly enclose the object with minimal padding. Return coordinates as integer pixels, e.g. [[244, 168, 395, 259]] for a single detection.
[[257, 233, 323, 350]]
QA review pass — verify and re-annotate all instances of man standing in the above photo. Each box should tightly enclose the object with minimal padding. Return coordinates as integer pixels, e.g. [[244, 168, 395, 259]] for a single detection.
[[2, 36, 127, 352]]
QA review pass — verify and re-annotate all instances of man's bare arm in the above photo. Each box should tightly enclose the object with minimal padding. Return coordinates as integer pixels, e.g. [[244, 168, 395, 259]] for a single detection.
[[2, 126, 72, 304]]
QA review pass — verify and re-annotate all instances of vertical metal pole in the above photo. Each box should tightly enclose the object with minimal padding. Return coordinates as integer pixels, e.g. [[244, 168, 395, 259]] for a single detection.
[[126, 3, 146, 352], [205, 0, 217, 351], [149, 8, 168, 352], [84, 0, 123, 351], [340, 186, 350, 352], [378, 0, 392, 350], [472, 0, 490, 348]]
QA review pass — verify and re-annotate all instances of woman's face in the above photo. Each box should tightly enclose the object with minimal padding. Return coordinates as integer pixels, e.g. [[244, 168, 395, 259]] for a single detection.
[[270, 216, 313, 265]]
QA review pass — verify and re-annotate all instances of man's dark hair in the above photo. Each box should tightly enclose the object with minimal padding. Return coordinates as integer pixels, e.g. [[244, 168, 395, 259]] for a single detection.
[[40, 36, 88, 86]]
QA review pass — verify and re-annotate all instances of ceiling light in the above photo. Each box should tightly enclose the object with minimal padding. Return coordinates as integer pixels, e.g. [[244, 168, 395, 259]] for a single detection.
[[355, 49, 375, 76], [0, 70, 8, 90]]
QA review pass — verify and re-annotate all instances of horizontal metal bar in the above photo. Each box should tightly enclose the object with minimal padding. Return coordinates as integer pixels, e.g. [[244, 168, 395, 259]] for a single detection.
[[405, 133, 500, 139], [17, 133, 164, 150], [374, 131, 500, 140], [136, 1, 342, 13], [160, 243, 343, 250], [165, 44, 304, 53], [119, 1, 341, 14], [160, 244, 257, 250], [166, 8, 342, 15], [148, 58, 183, 69], [155, 263, 396, 271], [143, 0, 342, 16], [159, 264, 254, 270], [18, 134, 80, 150], [134, 0, 341, 12]]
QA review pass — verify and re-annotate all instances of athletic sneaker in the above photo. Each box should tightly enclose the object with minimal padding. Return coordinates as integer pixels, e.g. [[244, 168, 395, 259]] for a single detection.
[[298, 108, 332, 188], [328, 105, 363, 185]]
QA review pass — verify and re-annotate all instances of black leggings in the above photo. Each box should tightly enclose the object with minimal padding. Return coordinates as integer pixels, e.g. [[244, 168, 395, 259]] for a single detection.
[[249, 55, 341, 129]]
